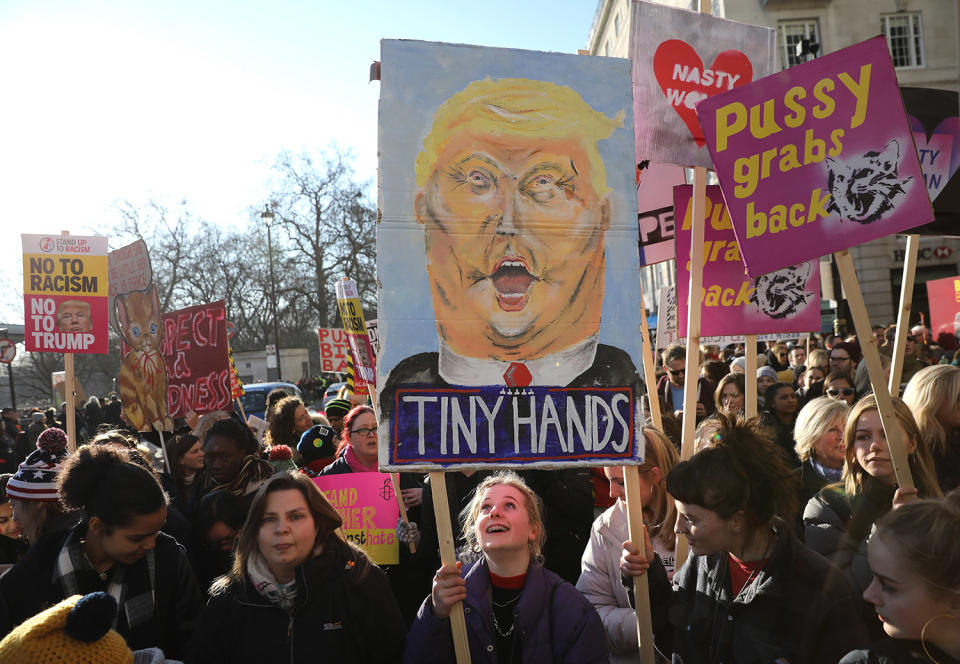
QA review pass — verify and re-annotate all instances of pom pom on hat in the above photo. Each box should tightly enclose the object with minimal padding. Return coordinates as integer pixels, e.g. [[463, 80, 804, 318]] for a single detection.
[[36, 428, 68, 455], [7, 428, 69, 502], [65, 592, 117, 643], [268, 445, 293, 462], [0, 592, 133, 664]]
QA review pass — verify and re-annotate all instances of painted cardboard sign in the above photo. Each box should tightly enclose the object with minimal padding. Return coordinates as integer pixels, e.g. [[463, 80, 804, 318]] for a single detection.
[[335, 279, 375, 394], [630, 0, 775, 169], [108, 239, 153, 334], [159, 301, 231, 418], [637, 160, 687, 265], [697, 36, 934, 276], [926, 275, 960, 343], [317, 327, 351, 373], [22, 234, 109, 354], [378, 40, 645, 470], [674, 185, 820, 336], [313, 474, 399, 565]]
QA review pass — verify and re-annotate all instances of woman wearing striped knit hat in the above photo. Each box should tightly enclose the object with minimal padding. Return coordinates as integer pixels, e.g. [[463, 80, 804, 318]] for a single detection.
[[5, 428, 76, 546]]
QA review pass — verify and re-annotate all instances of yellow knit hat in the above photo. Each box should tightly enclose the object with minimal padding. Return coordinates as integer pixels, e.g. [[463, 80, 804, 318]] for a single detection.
[[0, 592, 134, 664]]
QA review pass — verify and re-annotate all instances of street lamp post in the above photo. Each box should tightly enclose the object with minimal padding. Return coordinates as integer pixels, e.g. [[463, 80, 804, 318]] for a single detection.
[[261, 206, 282, 381]]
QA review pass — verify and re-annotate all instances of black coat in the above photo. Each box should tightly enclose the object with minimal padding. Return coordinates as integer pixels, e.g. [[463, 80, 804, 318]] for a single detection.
[[0, 527, 202, 658], [186, 540, 405, 663]]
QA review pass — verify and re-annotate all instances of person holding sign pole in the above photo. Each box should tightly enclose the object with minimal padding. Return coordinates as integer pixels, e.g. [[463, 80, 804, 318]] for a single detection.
[[839, 492, 960, 664], [186, 473, 406, 663], [577, 429, 678, 662], [619, 415, 869, 664], [405, 471, 608, 663], [803, 396, 942, 635]]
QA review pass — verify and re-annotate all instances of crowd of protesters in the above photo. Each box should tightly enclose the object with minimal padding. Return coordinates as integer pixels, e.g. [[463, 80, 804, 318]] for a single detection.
[[0, 326, 956, 663]]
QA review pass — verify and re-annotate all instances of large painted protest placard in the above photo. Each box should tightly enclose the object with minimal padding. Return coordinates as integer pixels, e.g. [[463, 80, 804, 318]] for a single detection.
[[377, 40, 645, 470], [698, 36, 934, 277], [22, 234, 109, 354], [313, 474, 399, 565], [675, 185, 820, 337], [901, 87, 960, 237], [926, 275, 960, 342], [317, 327, 351, 373], [637, 160, 686, 265], [630, 0, 775, 169], [159, 301, 231, 418]]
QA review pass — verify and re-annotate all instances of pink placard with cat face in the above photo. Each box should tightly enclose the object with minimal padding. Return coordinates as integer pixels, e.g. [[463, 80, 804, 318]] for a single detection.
[[675, 185, 820, 337], [697, 36, 934, 277]]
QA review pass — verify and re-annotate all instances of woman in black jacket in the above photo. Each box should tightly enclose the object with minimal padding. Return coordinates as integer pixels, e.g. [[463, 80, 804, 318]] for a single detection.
[[186, 472, 406, 663], [621, 415, 870, 663], [0, 444, 202, 659]]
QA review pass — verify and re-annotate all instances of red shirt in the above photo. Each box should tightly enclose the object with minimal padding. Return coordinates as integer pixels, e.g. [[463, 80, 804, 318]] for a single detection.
[[727, 553, 769, 597]]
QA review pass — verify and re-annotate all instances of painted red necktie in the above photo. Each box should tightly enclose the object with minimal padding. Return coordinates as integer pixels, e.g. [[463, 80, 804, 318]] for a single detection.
[[503, 362, 532, 388]]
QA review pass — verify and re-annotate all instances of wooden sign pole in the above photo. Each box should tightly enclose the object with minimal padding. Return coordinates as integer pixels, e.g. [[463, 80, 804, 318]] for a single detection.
[[745, 335, 758, 419], [638, 280, 663, 431], [60, 231, 77, 453], [834, 250, 915, 489], [623, 463, 656, 664], [430, 471, 472, 663], [888, 234, 919, 395], [679, 167, 707, 463]]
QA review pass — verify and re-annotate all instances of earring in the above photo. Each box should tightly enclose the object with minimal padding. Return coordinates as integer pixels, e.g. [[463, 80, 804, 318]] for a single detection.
[[921, 614, 960, 664]]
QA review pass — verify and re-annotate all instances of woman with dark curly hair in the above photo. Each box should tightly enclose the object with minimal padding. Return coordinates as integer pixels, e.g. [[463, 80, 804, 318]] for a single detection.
[[263, 396, 314, 453], [621, 414, 869, 663]]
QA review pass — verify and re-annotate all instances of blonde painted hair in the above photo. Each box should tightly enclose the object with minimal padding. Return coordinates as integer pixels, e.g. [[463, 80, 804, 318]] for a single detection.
[[460, 471, 546, 561], [794, 397, 849, 463], [415, 77, 624, 196], [902, 364, 960, 457], [842, 395, 942, 498]]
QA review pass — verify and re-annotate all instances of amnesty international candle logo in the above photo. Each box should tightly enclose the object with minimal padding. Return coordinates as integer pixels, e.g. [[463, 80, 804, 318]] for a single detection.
[[22, 234, 109, 354]]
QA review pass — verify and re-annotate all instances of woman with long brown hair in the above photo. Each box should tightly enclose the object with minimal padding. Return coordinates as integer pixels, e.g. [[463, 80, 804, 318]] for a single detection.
[[186, 472, 406, 663]]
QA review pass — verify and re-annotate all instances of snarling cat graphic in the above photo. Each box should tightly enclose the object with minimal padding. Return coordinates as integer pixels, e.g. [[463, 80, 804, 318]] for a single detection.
[[750, 263, 814, 320], [826, 140, 912, 224]]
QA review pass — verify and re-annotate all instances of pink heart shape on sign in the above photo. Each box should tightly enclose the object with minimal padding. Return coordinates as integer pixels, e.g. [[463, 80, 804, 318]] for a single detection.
[[653, 40, 754, 147]]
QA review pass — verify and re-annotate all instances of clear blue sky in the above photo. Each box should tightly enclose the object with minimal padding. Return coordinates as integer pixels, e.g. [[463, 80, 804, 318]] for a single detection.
[[0, 0, 601, 321]]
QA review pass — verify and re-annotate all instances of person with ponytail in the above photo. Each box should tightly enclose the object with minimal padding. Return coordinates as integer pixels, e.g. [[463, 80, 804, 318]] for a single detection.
[[620, 414, 869, 663], [841, 491, 960, 664], [0, 445, 202, 658]]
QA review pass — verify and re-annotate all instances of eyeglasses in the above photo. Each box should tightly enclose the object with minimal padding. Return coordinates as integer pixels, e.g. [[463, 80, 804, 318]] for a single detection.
[[351, 426, 378, 437], [826, 388, 855, 397], [667, 368, 686, 376], [829, 355, 851, 362]]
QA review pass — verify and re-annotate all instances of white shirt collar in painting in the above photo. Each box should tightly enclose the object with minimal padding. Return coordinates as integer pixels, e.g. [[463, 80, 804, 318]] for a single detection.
[[438, 334, 599, 387]]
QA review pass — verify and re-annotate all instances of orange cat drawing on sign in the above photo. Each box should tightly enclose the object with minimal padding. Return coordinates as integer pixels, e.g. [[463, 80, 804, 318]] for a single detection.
[[116, 284, 174, 431]]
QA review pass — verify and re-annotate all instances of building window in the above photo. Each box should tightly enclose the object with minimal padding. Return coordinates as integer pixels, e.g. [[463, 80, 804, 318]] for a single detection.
[[778, 20, 820, 69], [614, 12, 621, 37], [881, 12, 924, 68]]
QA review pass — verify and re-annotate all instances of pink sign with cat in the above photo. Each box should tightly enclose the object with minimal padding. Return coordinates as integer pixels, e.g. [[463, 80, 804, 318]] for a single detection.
[[674, 185, 820, 337], [697, 36, 934, 277]]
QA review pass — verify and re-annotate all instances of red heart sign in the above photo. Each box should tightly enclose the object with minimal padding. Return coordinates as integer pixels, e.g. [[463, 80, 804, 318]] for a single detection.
[[653, 40, 753, 147]]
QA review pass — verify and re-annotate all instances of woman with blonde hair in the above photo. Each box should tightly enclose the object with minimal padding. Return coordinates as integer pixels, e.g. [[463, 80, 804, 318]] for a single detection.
[[903, 364, 960, 492], [713, 372, 745, 417], [841, 491, 960, 663], [187, 472, 406, 663], [577, 428, 679, 662], [405, 471, 607, 663], [804, 395, 942, 607], [794, 397, 849, 506]]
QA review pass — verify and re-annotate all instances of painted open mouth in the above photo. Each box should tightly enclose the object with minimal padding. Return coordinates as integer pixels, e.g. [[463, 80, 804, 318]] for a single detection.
[[490, 257, 537, 311]]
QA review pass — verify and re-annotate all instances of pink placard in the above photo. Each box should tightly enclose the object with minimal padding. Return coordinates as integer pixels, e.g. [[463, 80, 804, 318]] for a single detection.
[[675, 185, 820, 337], [313, 473, 399, 565], [926, 275, 960, 344], [697, 36, 933, 277]]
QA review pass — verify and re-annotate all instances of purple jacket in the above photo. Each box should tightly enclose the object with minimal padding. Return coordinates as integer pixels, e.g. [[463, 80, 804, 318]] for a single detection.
[[403, 558, 608, 664]]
